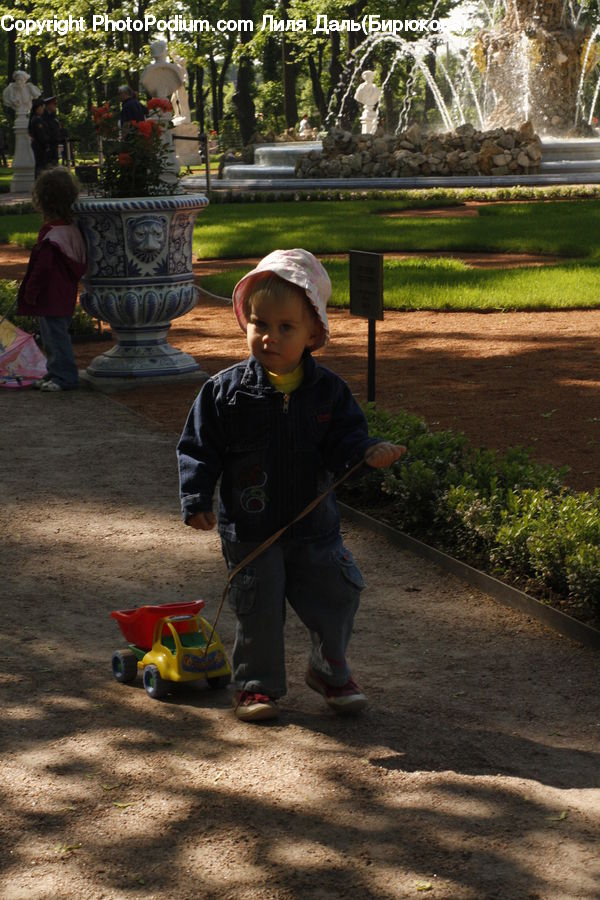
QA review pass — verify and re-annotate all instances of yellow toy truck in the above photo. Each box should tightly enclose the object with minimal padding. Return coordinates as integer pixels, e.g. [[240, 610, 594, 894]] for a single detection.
[[110, 601, 231, 700]]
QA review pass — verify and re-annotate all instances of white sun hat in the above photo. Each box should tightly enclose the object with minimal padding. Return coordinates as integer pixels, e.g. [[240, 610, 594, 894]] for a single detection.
[[232, 248, 331, 349]]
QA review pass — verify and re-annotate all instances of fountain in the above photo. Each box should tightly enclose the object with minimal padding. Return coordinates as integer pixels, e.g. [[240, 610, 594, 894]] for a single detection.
[[208, 0, 600, 188], [476, 0, 589, 136], [330, 0, 600, 138]]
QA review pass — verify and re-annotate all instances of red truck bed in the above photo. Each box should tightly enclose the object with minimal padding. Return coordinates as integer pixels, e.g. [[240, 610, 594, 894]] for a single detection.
[[111, 600, 205, 649]]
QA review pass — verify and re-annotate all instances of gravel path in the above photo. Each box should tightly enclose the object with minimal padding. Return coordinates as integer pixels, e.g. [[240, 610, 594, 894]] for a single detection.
[[1, 389, 599, 899]]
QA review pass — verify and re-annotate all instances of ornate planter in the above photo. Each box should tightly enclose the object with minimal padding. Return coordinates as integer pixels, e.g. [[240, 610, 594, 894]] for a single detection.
[[74, 193, 208, 385]]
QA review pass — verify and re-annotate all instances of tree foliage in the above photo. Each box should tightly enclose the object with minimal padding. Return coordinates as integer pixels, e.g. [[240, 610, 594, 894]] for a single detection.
[[0, 0, 464, 149]]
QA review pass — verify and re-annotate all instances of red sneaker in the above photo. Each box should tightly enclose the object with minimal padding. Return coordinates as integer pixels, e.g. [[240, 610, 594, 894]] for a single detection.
[[305, 668, 367, 714], [233, 690, 279, 722]]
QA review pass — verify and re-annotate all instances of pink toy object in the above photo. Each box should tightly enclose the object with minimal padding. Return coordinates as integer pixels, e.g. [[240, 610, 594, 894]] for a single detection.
[[0, 318, 47, 388]]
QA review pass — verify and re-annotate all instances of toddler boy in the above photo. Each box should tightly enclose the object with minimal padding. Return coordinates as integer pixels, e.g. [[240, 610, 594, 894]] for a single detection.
[[177, 249, 404, 721]]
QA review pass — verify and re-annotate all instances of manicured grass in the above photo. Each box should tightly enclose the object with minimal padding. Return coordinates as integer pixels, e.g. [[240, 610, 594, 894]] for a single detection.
[[2, 196, 600, 260], [3, 196, 600, 310], [193, 199, 600, 260], [201, 256, 600, 312], [0, 213, 41, 248]]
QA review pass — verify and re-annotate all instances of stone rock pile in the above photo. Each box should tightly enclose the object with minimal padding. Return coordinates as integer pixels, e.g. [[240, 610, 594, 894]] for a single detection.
[[295, 122, 543, 179]]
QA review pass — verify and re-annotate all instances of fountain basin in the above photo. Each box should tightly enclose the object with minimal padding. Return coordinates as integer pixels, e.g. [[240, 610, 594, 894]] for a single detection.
[[254, 142, 322, 166], [222, 141, 322, 180]]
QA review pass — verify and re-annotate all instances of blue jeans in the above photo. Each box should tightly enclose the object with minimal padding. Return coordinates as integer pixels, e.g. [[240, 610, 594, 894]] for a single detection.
[[39, 316, 78, 389], [222, 534, 365, 698]]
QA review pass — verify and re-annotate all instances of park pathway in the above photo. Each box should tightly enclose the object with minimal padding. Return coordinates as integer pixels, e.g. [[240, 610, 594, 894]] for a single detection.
[[1, 387, 599, 899]]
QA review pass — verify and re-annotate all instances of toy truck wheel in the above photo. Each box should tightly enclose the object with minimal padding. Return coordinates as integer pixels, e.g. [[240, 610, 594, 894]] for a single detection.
[[206, 673, 231, 689], [112, 650, 138, 684], [143, 665, 169, 700]]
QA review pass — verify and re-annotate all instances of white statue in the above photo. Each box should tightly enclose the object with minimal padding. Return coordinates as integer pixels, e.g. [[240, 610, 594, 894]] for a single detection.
[[2, 70, 40, 192], [141, 40, 184, 99], [354, 70, 381, 135], [170, 54, 192, 126], [3, 70, 41, 115], [140, 40, 184, 181]]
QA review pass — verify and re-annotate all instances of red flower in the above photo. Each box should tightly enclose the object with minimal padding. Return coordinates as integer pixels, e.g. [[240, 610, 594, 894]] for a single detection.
[[147, 98, 173, 113], [92, 103, 113, 126], [133, 119, 161, 140], [118, 152, 132, 166]]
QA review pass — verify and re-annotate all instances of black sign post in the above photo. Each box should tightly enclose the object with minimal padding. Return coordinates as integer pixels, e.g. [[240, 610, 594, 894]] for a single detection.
[[349, 250, 383, 403]]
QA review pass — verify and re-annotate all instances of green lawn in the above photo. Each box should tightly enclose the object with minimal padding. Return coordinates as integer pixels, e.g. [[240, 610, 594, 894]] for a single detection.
[[2, 196, 600, 310], [193, 199, 600, 260], [0, 167, 13, 189], [201, 256, 600, 312], [0, 213, 42, 248]]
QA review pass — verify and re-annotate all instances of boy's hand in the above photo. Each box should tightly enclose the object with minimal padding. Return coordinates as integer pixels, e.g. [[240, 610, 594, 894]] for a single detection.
[[187, 511, 217, 531], [364, 441, 406, 469]]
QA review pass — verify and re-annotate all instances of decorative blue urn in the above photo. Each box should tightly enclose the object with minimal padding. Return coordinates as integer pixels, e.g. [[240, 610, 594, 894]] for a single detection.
[[74, 193, 209, 385]]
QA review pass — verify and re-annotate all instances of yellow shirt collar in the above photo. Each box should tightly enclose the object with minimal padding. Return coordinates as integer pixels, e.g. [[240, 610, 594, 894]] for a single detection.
[[266, 360, 304, 394]]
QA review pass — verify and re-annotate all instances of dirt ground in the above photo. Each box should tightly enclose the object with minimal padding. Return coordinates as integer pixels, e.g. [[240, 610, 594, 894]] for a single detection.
[[3, 243, 598, 492], [2, 246, 600, 899], [87, 273, 600, 496]]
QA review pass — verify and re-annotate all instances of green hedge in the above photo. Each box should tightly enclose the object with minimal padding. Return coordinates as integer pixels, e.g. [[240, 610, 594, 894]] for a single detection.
[[209, 184, 600, 204], [339, 406, 600, 624], [0, 280, 99, 339]]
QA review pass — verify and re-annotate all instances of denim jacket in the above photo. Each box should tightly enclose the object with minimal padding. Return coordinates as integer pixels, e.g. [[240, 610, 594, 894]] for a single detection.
[[177, 351, 379, 543]]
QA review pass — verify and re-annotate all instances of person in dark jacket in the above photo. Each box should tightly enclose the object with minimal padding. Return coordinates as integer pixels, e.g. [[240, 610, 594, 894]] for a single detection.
[[0, 125, 7, 167], [17, 167, 87, 391], [29, 98, 49, 176], [177, 249, 405, 722], [42, 95, 62, 166], [118, 85, 147, 131]]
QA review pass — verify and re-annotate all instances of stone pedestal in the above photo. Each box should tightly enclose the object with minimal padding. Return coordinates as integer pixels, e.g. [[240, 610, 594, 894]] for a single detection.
[[10, 113, 36, 192], [173, 122, 201, 167]]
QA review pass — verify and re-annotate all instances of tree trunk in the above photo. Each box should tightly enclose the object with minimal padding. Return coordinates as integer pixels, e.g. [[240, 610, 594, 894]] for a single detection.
[[39, 57, 54, 97], [423, 49, 437, 123], [217, 45, 235, 125], [328, 32, 342, 103], [281, 34, 298, 129], [307, 55, 327, 121], [6, 28, 16, 84], [209, 54, 220, 132], [262, 36, 279, 82], [279, 0, 298, 130], [190, 66, 205, 133]]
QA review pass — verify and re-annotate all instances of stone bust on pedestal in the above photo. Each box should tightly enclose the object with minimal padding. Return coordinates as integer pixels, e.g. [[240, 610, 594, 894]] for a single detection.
[[2, 70, 41, 192]]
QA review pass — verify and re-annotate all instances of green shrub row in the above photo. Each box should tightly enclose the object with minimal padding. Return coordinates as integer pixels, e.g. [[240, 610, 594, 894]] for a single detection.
[[0, 202, 35, 215], [339, 406, 600, 623], [209, 184, 600, 204], [0, 280, 100, 339]]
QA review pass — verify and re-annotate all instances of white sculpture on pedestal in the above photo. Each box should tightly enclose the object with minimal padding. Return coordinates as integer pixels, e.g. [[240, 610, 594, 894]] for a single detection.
[[170, 55, 192, 126], [169, 53, 201, 168], [2, 70, 40, 192], [354, 70, 381, 135], [141, 40, 184, 98], [140, 40, 183, 181]]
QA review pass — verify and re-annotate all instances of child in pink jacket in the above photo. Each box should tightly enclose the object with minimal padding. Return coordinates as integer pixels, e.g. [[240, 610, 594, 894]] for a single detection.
[[17, 167, 87, 391]]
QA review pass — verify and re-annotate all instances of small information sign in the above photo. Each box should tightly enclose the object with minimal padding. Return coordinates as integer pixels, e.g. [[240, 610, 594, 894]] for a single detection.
[[348, 251, 384, 403], [349, 251, 383, 321]]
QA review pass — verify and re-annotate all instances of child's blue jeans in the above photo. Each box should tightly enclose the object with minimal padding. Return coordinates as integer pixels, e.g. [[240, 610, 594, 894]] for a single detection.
[[222, 533, 365, 698], [39, 315, 78, 389]]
